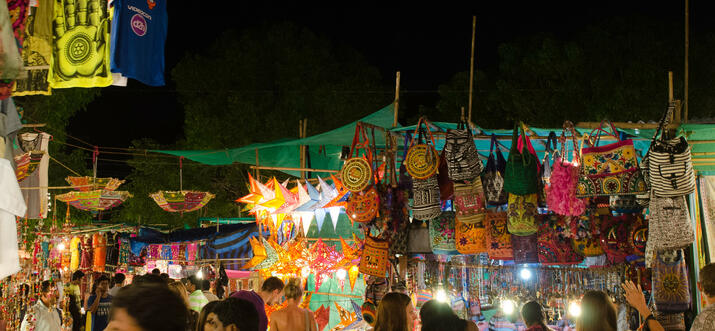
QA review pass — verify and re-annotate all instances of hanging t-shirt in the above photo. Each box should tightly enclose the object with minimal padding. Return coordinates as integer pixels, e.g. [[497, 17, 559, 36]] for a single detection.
[[86, 294, 112, 331], [13, 0, 53, 96], [48, 0, 112, 88], [93, 233, 107, 272], [110, 0, 167, 86], [14, 132, 50, 219], [0, 158, 26, 279]]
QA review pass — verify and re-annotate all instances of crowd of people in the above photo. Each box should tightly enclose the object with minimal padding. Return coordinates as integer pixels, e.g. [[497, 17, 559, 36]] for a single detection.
[[10, 262, 715, 331]]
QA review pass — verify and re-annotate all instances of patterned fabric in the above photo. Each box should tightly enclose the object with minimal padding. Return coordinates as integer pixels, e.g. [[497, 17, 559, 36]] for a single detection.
[[429, 211, 459, 255], [512, 233, 538, 263], [150, 191, 215, 213], [411, 176, 442, 221], [453, 178, 487, 224], [485, 211, 513, 260], [652, 250, 691, 313], [455, 214, 487, 254], [13, 151, 43, 182], [646, 196, 694, 266], [577, 139, 647, 197], [92, 233, 106, 272], [65, 176, 125, 191], [537, 214, 583, 265], [482, 135, 507, 205], [444, 127, 483, 181], [147, 244, 160, 260], [655, 312, 685, 331], [202, 225, 257, 270], [690, 303, 715, 331], [506, 193, 538, 236], [13, 0, 53, 95], [571, 215, 604, 257], [599, 215, 632, 264], [359, 236, 389, 277], [648, 136, 695, 197], [346, 186, 379, 224], [57, 189, 132, 211], [160, 245, 172, 260]]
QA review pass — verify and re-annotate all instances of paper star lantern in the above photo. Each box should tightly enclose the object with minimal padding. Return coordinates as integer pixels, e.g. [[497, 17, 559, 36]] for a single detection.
[[261, 177, 286, 210], [274, 180, 298, 215], [315, 176, 337, 209], [294, 181, 320, 212], [324, 175, 350, 209], [236, 173, 263, 204], [348, 265, 360, 291], [241, 237, 266, 269], [254, 238, 278, 270]]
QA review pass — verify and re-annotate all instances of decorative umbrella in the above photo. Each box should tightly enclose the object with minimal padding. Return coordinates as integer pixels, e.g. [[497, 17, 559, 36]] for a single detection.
[[151, 156, 214, 214], [65, 176, 125, 191], [56, 190, 132, 211]]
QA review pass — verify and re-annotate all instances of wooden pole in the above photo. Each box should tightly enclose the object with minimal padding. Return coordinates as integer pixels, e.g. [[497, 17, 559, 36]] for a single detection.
[[461, 107, 465, 122], [303, 119, 308, 178], [249, 165, 339, 173], [393, 71, 400, 127], [467, 16, 477, 123], [668, 71, 674, 102], [299, 119, 305, 180], [254, 149, 260, 180], [684, 0, 690, 123]]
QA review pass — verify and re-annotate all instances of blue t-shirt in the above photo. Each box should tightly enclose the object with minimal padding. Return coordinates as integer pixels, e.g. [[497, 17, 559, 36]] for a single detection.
[[110, 0, 168, 86], [87, 294, 113, 331]]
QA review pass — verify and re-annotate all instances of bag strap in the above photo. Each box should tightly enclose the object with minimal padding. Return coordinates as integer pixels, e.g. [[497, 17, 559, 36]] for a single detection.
[[349, 122, 371, 160], [644, 104, 674, 160], [588, 120, 621, 146], [560, 121, 581, 163], [509, 123, 519, 154], [409, 117, 437, 147], [518, 123, 541, 171], [489, 134, 499, 155]]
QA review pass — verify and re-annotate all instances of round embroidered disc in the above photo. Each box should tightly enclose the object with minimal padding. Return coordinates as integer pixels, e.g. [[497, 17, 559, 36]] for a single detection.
[[405, 144, 439, 179], [341, 157, 372, 192]]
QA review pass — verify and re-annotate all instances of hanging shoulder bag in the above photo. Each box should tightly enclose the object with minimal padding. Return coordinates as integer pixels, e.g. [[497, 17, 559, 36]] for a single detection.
[[647, 104, 696, 197], [485, 211, 513, 260], [652, 249, 691, 313], [453, 177, 486, 224], [506, 193, 538, 236], [546, 121, 586, 216], [504, 123, 540, 195], [444, 120, 483, 181], [482, 134, 508, 205], [342, 122, 373, 192], [455, 212, 487, 254], [538, 214, 584, 265], [645, 195, 694, 266], [405, 117, 439, 179], [411, 175, 442, 221], [429, 211, 459, 255], [359, 235, 389, 277], [599, 215, 633, 264]]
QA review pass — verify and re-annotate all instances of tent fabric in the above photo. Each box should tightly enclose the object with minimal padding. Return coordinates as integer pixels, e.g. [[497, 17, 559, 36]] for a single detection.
[[202, 224, 260, 270], [681, 124, 715, 173]]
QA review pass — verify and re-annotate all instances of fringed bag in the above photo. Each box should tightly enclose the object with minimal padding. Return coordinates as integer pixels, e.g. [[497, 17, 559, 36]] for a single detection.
[[546, 121, 585, 216]]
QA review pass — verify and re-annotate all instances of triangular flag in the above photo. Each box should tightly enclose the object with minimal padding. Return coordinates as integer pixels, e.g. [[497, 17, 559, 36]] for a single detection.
[[349, 266, 359, 291], [315, 176, 337, 209], [300, 217, 312, 236], [315, 209, 326, 231], [328, 206, 341, 231], [295, 181, 320, 212]]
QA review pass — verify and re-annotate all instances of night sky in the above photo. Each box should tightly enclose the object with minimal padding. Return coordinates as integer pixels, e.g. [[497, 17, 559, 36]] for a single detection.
[[65, 1, 709, 177]]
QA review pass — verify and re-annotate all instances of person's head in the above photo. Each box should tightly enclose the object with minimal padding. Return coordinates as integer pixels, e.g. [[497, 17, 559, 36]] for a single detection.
[[283, 278, 303, 302], [134, 274, 164, 285], [202, 279, 212, 291], [167, 280, 191, 310], [204, 297, 259, 331], [71, 270, 85, 285], [698, 263, 715, 304], [186, 275, 202, 293], [260, 277, 285, 305], [419, 300, 460, 331], [374, 292, 416, 331], [107, 283, 187, 331], [92, 275, 110, 294], [40, 280, 58, 305], [114, 273, 126, 287], [577, 290, 617, 331], [521, 301, 548, 328], [151, 268, 160, 275], [160, 273, 170, 282], [197, 301, 220, 331]]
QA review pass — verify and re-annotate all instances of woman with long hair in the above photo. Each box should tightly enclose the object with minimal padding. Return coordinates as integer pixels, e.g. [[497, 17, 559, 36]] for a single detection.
[[167, 280, 199, 331], [577, 291, 617, 331], [420, 299, 477, 331], [269, 278, 317, 331], [521, 301, 552, 331], [373, 292, 417, 331]]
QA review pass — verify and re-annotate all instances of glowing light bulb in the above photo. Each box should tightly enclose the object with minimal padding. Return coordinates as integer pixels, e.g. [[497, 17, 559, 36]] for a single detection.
[[350, 265, 359, 273], [435, 289, 449, 303], [568, 302, 582, 317], [301, 266, 311, 278], [336, 269, 347, 281], [501, 299, 516, 315], [57, 243, 66, 251], [196, 270, 204, 279], [520, 268, 532, 280]]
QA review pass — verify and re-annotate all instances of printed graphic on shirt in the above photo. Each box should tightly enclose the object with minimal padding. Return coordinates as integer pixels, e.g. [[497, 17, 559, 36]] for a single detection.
[[48, 0, 113, 88]]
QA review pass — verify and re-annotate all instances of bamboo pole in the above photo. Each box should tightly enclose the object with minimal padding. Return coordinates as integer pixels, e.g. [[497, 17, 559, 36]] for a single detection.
[[254, 149, 260, 179], [303, 119, 308, 178], [669, 71, 674, 102], [299, 119, 305, 180], [685, 0, 690, 123], [393, 71, 400, 127], [468, 16, 477, 123], [249, 165, 339, 173], [21, 124, 46, 128]]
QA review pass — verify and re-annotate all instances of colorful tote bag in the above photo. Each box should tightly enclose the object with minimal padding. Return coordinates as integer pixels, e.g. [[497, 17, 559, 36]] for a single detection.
[[599, 215, 632, 264], [444, 120, 483, 182], [577, 121, 647, 197], [429, 211, 459, 255], [411, 175, 442, 221], [646, 196, 694, 265], [504, 123, 540, 195], [629, 215, 648, 257], [506, 193, 538, 236], [482, 134, 508, 205], [570, 215, 605, 257], [359, 236, 389, 277], [405, 117, 439, 179], [538, 214, 583, 265], [646, 105, 695, 197], [455, 214, 487, 254], [485, 211, 513, 260], [346, 187, 379, 224], [652, 250, 691, 313], [546, 122, 585, 216], [512, 233, 538, 264], [453, 177, 487, 224], [341, 122, 374, 192]]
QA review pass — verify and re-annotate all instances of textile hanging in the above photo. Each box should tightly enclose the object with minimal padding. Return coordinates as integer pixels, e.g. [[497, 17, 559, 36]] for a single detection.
[[13, 0, 53, 95], [57, 189, 132, 211], [203, 224, 259, 270], [14, 132, 50, 219], [150, 190, 215, 213], [66, 176, 125, 191], [699, 176, 715, 263]]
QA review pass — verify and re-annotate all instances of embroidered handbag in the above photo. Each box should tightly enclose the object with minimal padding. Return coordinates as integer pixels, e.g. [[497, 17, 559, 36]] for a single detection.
[[652, 250, 691, 313], [482, 134, 508, 205], [546, 122, 586, 216], [570, 215, 605, 257], [411, 175, 442, 221], [647, 105, 696, 197], [455, 214, 487, 254], [485, 211, 513, 260], [405, 117, 439, 179], [359, 235, 389, 277], [538, 214, 584, 265], [504, 123, 540, 195], [341, 122, 374, 192], [599, 215, 633, 264], [444, 120, 483, 181], [506, 193, 538, 236], [629, 215, 648, 257], [429, 211, 459, 255], [576, 121, 647, 197], [538, 132, 558, 208], [645, 196, 694, 266], [346, 187, 379, 224], [453, 177, 486, 224], [407, 222, 432, 254], [512, 233, 538, 264]]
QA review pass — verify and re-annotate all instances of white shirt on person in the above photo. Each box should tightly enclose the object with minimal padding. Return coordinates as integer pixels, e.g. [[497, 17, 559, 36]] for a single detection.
[[20, 299, 62, 331]]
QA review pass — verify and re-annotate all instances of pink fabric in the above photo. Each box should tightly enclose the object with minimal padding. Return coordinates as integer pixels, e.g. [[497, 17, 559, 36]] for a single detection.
[[546, 156, 585, 216], [187, 243, 197, 261]]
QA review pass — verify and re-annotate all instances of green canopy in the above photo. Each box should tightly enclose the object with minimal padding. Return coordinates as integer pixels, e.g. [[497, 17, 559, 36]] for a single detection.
[[681, 123, 715, 174]]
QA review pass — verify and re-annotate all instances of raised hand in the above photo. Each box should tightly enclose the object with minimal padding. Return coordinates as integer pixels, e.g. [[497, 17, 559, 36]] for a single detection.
[[53, 0, 107, 78]]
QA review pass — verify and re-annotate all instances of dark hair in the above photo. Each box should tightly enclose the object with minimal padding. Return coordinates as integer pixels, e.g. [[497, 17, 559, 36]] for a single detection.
[[113, 273, 126, 284], [419, 300, 463, 331], [261, 276, 285, 292], [578, 290, 617, 331], [110, 283, 187, 331], [151, 268, 161, 275], [374, 292, 412, 331], [91, 275, 110, 294], [201, 279, 211, 291], [188, 275, 203, 290], [41, 280, 54, 293], [211, 297, 259, 331], [160, 273, 170, 282], [72, 270, 85, 281], [135, 274, 165, 285], [700, 263, 715, 297], [197, 300, 220, 331], [521, 301, 550, 330]]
